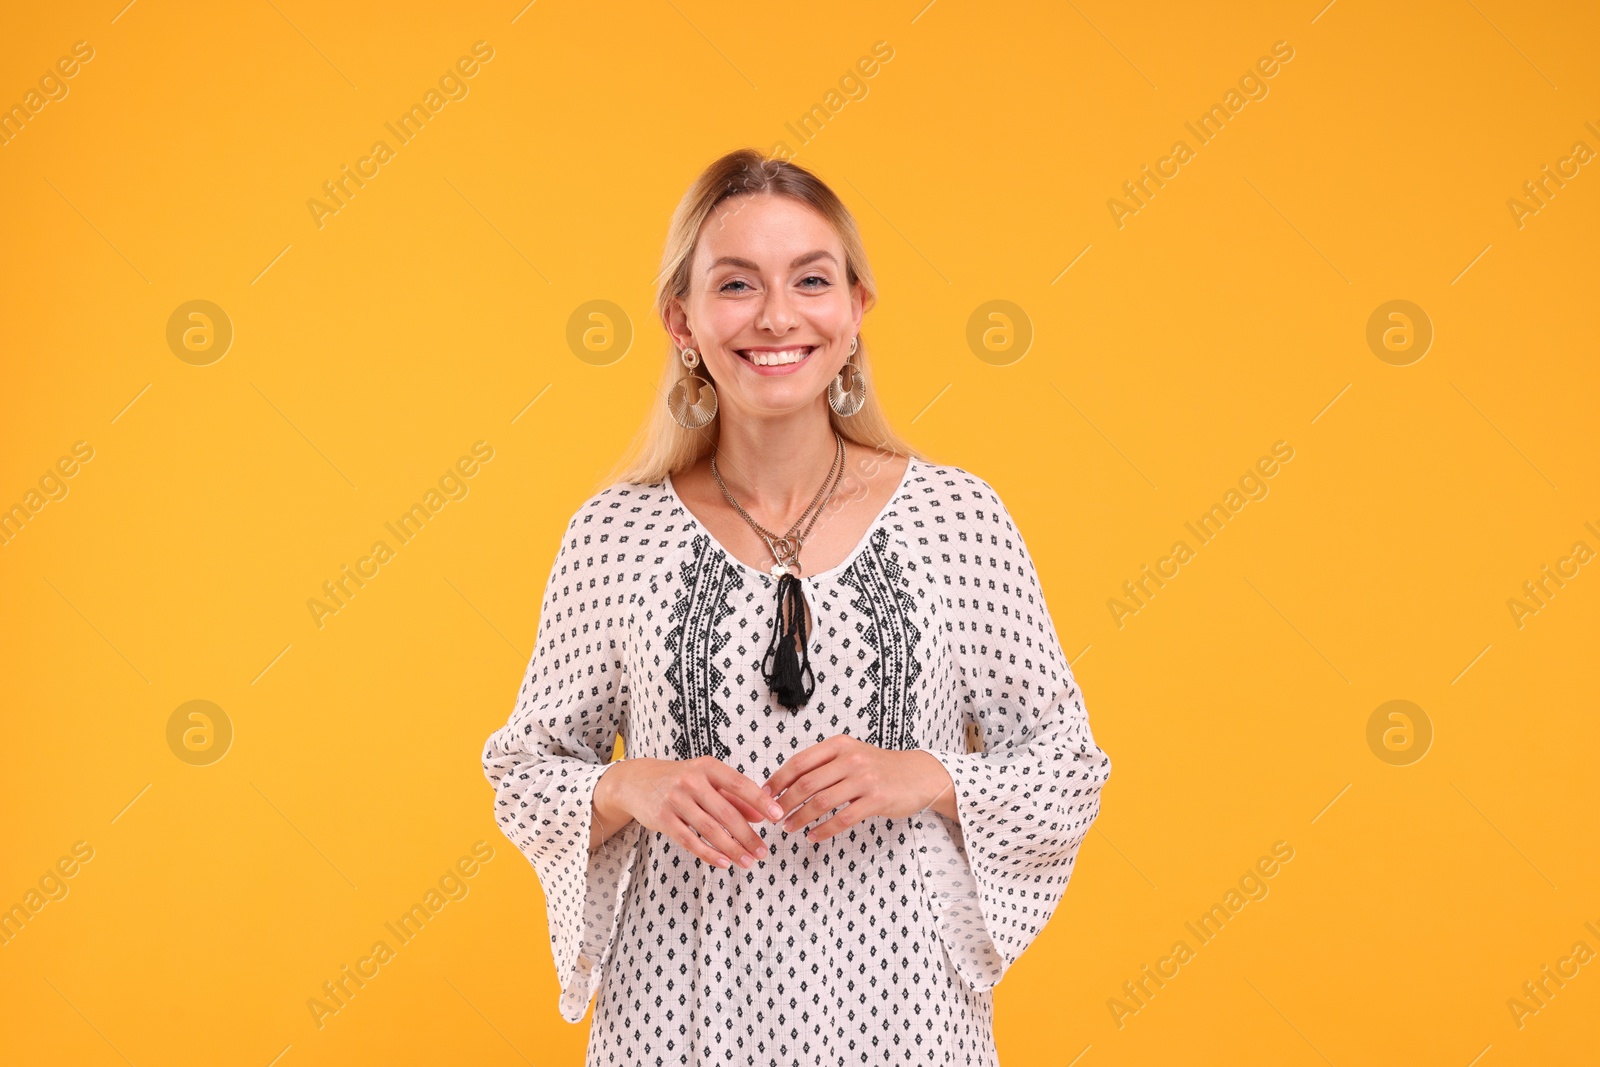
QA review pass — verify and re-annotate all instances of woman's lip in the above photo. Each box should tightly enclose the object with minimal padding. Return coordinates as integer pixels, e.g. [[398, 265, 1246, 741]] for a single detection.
[[736, 346, 815, 376]]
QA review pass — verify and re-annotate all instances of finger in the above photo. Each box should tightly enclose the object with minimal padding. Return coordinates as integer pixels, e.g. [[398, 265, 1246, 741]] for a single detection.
[[665, 812, 731, 868], [764, 742, 844, 799], [665, 810, 729, 867], [718, 788, 771, 824], [766, 757, 836, 810], [760, 740, 836, 798], [698, 788, 770, 862], [775, 765, 848, 822], [686, 801, 759, 868], [804, 798, 870, 842], [783, 782, 856, 833], [711, 766, 785, 824]]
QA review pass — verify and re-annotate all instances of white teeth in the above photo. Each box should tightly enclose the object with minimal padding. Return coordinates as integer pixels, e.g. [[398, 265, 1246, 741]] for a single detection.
[[742, 346, 812, 367]]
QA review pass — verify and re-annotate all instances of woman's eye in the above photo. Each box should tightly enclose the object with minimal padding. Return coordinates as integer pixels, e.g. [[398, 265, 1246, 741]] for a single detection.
[[719, 275, 829, 292]]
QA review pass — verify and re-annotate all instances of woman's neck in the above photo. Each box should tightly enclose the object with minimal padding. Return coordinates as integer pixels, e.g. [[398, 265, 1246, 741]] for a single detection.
[[710, 404, 843, 526]]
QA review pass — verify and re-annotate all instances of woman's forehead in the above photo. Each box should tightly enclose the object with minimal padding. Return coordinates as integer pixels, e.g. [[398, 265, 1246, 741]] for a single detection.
[[698, 195, 839, 262]]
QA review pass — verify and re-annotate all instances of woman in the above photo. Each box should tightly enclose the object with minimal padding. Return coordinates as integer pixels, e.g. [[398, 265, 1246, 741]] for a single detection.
[[482, 149, 1112, 1065]]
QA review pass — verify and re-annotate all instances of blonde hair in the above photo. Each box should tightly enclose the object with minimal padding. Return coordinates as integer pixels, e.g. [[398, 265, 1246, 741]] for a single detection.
[[606, 149, 925, 488]]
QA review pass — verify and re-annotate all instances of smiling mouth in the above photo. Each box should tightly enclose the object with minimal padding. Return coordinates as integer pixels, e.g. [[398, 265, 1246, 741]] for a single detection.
[[737, 345, 817, 367]]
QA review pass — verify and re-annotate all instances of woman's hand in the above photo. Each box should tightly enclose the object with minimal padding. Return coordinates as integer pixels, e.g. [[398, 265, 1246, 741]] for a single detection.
[[760, 736, 955, 843], [605, 756, 786, 869]]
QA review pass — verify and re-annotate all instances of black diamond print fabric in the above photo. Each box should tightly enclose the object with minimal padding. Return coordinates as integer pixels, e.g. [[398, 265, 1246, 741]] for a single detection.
[[482, 457, 1113, 1065]]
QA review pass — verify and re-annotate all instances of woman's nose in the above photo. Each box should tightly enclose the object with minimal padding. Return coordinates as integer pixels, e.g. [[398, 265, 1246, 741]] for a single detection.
[[758, 287, 799, 332]]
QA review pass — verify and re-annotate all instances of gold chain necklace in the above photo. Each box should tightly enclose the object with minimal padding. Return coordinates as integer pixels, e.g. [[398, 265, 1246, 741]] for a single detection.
[[708, 432, 848, 709], [710, 432, 845, 578]]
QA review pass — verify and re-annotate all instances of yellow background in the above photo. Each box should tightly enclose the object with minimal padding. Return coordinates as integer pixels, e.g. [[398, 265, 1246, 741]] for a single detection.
[[3, 1, 1597, 1064]]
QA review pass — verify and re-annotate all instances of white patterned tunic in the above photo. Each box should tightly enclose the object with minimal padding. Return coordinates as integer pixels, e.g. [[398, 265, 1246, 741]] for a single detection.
[[482, 458, 1112, 1065]]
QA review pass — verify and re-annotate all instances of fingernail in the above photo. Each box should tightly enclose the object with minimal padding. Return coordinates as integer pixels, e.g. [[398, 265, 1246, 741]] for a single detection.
[[739, 854, 754, 868], [768, 802, 784, 820], [756, 845, 769, 859], [761, 786, 772, 797]]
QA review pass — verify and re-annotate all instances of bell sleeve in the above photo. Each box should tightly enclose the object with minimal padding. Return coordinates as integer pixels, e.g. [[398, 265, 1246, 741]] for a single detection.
[[910, 473, 1112, 992], [482, 500, 645, 1024]]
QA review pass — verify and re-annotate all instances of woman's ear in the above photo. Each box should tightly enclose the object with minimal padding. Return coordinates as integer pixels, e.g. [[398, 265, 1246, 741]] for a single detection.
[[662, 298, 692, 351]]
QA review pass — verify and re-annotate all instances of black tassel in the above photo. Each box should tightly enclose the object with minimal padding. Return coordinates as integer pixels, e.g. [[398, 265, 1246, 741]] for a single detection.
[[762, 573, 815, 710]]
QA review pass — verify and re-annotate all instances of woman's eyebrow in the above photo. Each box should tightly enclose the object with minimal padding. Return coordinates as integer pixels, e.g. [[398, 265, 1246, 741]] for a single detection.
[[707, 250, 837, 272]]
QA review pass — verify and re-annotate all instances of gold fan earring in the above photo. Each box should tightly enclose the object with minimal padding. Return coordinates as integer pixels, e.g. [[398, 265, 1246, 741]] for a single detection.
[[667, 346, 718, 429], [827, 337, 866, 417]]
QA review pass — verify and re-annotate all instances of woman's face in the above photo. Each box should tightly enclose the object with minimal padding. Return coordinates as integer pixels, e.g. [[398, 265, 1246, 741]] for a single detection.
[[668, 193, 864, 422]]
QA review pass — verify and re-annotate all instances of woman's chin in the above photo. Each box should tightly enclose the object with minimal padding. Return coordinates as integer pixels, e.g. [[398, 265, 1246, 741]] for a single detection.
[[721, 380, 833, 418]]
